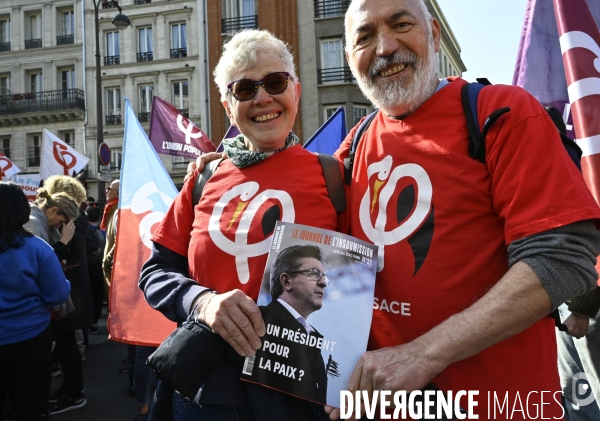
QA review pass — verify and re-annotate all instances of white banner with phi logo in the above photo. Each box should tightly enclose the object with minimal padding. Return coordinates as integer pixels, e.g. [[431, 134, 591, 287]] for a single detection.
[[0, 151, 21, 181], [40, 129, 89, 180]]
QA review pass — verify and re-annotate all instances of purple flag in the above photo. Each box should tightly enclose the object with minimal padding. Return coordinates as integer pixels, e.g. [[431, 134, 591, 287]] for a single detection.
[[148, 96, 216, 158], [216, 125, 241, 152], [515, 0, 600, 284], [512, 0, 600, 140]]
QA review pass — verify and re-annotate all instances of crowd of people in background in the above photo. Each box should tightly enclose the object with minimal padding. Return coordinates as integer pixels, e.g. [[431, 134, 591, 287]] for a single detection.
[[1, 175, 154, 421]]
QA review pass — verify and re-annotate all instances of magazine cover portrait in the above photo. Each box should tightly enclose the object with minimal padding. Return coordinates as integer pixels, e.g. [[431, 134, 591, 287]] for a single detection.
[[241, 221, 377, 408]]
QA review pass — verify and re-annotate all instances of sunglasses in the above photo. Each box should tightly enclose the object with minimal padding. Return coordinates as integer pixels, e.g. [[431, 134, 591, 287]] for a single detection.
[[227, 72, 290, 102]]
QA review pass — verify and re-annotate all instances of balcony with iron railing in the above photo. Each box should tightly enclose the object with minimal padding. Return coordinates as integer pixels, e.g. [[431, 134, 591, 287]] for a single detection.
[[0, 89, 85, 116], [134, 0, 151, 4], [106, 114, 122, 125], [104, 55, 120, 65], [28, 147, 41, 167], [57, 35, 74, 45], [137, 52, 153, 62], [102, 1, 116, 8], [221, 15, 258, 34], [25, 38, 42, 49], [170, 48, 187, 59], [0, 42, 10, 52], [0, 148, 11, 159], [178, 108, 189, 118], [138, 112, 150, 122], [314, 0, 350, 18], [317, 67, 355, 84]]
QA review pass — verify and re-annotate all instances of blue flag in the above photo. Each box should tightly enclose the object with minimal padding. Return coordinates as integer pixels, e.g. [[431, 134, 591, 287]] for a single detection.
[[303, 107, 347, 155], [108, 98, 177, 346]]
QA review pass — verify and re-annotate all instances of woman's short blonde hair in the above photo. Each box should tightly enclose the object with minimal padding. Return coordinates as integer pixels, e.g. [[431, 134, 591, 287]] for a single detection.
[[213, 29, 297, 103], [35, 188, 80, 221], [43, 175, 87, 205]]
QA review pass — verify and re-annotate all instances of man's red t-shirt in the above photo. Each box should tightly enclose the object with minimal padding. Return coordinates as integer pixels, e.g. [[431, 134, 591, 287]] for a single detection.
[[152, 145, 340, 300], [335, 77, 600, 419]]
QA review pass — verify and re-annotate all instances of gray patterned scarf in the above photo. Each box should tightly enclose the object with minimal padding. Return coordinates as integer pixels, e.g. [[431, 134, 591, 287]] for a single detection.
[[221, 131, 299, 169]]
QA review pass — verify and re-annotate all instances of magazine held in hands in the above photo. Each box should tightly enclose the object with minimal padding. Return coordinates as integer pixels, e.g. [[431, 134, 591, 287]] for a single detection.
[[241, 221, 378, 408]]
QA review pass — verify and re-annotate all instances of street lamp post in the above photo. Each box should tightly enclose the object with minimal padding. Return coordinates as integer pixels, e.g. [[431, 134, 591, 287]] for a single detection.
[[93, 0, 130, 204]]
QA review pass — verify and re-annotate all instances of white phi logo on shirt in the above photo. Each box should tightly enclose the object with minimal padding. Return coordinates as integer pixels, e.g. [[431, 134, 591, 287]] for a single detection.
[[209, 182, 295, 284], [358, 156, 432, 272]]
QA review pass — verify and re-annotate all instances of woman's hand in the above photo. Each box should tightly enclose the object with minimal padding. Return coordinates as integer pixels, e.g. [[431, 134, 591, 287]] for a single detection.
[[196, 289, 266, 357], [59, 220, 76, 245], [184, 152, 226, 183]]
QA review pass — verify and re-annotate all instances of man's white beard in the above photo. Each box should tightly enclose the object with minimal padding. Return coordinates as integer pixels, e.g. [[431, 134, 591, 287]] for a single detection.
[[353, 40, 438, 117]]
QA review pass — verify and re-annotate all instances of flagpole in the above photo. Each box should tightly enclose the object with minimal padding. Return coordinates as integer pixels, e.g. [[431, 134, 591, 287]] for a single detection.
[[92, 0, 130, 204], [93, 0, 104, 203]]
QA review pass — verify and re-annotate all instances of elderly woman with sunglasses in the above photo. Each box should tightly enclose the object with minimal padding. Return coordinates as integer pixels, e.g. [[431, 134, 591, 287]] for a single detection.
[[140, 29, 343, 421]]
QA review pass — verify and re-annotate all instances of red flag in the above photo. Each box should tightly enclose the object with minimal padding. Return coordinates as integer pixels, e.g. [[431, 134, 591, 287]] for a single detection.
[[148, 96, 216, 158], [554, 0, 600, 203], [108, 99, 177, 346]]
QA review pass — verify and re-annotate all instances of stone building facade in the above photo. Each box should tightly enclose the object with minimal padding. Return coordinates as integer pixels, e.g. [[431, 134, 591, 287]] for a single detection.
[[1, 0, 465, 195], [296, 0, 466, 139], [84, 0, 209, 194], [0, 0, 85, 181]]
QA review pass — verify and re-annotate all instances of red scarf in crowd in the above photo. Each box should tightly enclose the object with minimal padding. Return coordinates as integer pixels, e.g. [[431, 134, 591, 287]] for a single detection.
[[100, 198, 118, 230]]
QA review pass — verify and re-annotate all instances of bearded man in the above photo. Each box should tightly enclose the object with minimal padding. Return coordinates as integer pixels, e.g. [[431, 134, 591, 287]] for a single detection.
[[326, 0, 600, 419], [186, 1, 600, 417]]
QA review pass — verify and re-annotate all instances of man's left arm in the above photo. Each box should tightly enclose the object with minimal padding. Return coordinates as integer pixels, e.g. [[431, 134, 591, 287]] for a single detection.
[[331, 220, 600, 419]]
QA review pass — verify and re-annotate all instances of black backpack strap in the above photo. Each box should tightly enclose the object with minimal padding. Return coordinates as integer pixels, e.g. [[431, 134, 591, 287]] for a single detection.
[[316, 153, 346, 213], [461, 82, 510, 163], [344, 110, 378, 184], [543, 105, 583, 172], [462, 82, 486, 162], [192, 158, 225, 208]]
